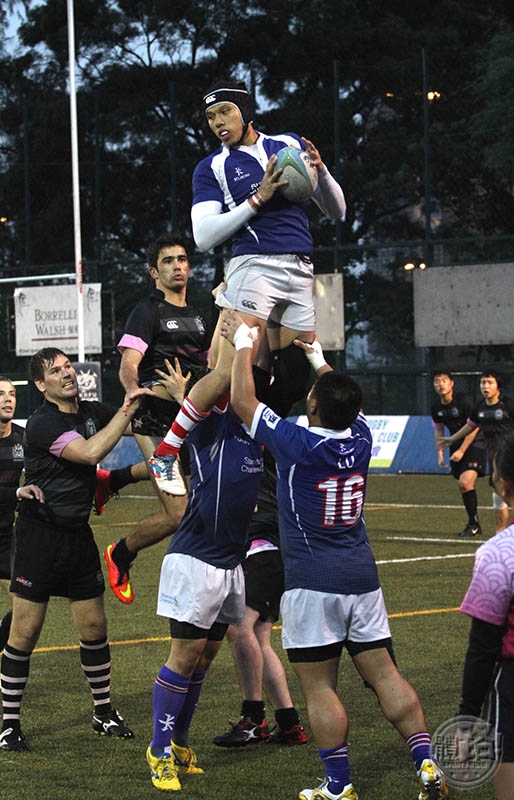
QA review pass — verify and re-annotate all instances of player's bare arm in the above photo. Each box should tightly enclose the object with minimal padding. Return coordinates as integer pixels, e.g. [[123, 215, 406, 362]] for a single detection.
[[436, 422, 475, 451], [62, 397, 141, 466]]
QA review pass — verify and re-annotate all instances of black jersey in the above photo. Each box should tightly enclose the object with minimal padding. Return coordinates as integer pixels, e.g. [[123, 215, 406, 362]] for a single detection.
[[470, 395, 514, 457], [431, 393, 486, 454], [118, 290, 210, 385], [20, 399, 116, 523], [0, 423, 25, 531]]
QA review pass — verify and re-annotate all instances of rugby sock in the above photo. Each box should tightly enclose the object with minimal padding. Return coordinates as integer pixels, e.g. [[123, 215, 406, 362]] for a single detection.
[[406, 731, 433, 770], [111, 537, 136, 568], [0, 610, 12, 652], [318, 742, 351, 795], [155, 397, 210, 457], [110, 465, 137, 492], [152, 665, 190, 753], [1, 644, 30, 728], [462, 490, 479, 525], [275, 706, 300, 731], [241, 699, 266, 724], [80, 638, 111, 715], [173, 668, 207, 747]]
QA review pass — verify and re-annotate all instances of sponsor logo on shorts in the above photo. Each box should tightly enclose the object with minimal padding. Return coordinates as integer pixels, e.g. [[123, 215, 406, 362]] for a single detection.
[[15, 575, 32, 588], [241, 299, 257, 311]]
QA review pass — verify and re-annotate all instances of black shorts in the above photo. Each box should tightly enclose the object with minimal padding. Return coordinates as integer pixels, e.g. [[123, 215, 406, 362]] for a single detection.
[[287, 636, 394, 663], [0, 527, 14, 580], [485, 660, 514, 762], [243, 549, 284, 623], [131, 395, 180, 438], [10, 515, 105, 602], [450, 444, 487, 480]]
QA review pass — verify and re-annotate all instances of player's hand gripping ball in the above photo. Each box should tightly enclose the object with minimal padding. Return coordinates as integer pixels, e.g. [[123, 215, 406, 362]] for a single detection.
[[274, 146, 319, 202]]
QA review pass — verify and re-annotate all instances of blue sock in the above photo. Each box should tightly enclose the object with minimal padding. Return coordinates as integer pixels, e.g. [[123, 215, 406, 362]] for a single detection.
[[318, 742, 350, 794], [406, 731, 433, 771], [173, 668, 207, 746], [151, 665, 190, 753]]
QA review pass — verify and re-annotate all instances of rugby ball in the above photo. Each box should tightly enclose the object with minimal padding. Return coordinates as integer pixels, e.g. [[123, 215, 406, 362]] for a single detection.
[[274, 146, 318, 203]]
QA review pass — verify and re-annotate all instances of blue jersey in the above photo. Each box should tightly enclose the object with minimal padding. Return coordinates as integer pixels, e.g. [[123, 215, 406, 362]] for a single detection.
[[192, 132, 314, 256], [250, 406, 380, 595], [167, 410, 264, 569]]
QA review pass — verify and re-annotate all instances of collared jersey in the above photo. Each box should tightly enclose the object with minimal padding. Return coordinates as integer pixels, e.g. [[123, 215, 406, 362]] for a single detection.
[[249, 406, 379, 595], [20, 399, 116, 523], [461, 524, 514, 659], [469, 395, 514, 456], [0, 423, 24, 530], [431, 393, 486, 454], [166, 410, 264, 569], [117, 290, 210, 384], [192, 132, 314, 256]]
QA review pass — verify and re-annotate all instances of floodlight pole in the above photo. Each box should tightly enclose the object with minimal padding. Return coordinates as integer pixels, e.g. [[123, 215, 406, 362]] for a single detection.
[[67, 0, 85, 361]]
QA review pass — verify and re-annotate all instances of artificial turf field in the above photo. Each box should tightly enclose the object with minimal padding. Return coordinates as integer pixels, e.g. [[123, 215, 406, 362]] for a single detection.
[[0, 473, 500, 799]]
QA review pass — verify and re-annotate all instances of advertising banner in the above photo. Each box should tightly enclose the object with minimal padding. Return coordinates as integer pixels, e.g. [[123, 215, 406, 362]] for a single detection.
[[14, 284, 102, 356], [368, 415, 409, 468]]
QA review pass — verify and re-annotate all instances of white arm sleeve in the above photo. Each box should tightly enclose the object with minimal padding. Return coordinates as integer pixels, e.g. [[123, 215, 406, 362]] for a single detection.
[[312, 166, 346, 220], [191, 199, 257, 252]]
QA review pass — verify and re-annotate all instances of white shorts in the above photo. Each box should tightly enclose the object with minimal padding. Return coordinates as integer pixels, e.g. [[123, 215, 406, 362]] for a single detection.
[[280, 587, 391, 650], [157, 552, 245, 629], [216, 253, 315, 331]]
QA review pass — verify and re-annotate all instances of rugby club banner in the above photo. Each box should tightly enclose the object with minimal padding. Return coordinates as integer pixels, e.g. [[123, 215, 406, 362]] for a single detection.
[[14, 284, 102, 356], [368, 415, 409, 468]]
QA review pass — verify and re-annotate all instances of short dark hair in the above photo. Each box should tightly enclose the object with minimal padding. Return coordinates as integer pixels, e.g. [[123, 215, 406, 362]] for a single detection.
[[494, 429, 514, 484], [28, 348, 68, 383], [480, 369, 504, 390], [0, 376, 15, 388], [146, 233, 189, 270], [432, 370, 453, 381], [311, 371, 362, 430]]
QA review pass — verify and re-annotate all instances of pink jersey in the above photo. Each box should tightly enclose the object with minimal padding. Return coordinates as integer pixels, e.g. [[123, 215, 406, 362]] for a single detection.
[[460, 523, 514, 659]]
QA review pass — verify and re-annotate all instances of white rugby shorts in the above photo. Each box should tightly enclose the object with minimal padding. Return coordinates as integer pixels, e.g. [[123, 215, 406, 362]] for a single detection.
[[157, 552, 245, 628], [216, 253, 315, 331], [280, 586, 391, 650]]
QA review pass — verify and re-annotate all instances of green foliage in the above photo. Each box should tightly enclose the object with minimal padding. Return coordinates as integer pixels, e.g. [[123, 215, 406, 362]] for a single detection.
[[1, 1, 513, 365]]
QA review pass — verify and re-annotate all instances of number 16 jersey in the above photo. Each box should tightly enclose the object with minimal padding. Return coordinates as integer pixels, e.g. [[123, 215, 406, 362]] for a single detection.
[[250, 406, 379, 596]]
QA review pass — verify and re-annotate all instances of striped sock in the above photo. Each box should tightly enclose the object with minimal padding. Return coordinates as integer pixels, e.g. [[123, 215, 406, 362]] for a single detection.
[[155, 397, 210, 457], [318, 742, 351, 795], [80, 638, 111, 716], [173, 668, 206, 747], [152, 665, 191, 753], [406, 731, 433, 770], [1, 644, 30, 728]]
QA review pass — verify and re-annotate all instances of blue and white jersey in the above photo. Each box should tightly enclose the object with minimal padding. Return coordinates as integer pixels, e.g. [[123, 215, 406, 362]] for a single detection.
[[167, 410, 264, 569], [250, 405, 380, 595], [192, 132, 314, 256]]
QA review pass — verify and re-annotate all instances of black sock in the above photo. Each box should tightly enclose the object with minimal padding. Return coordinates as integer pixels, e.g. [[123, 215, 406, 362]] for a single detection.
[[112, 538, 136, 570], [241, 700, 265, 724], [462, 490, 479, 525], [275, 707, 299, 731], [0, 611, 13, 652], [110, 466, 137, 493]]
